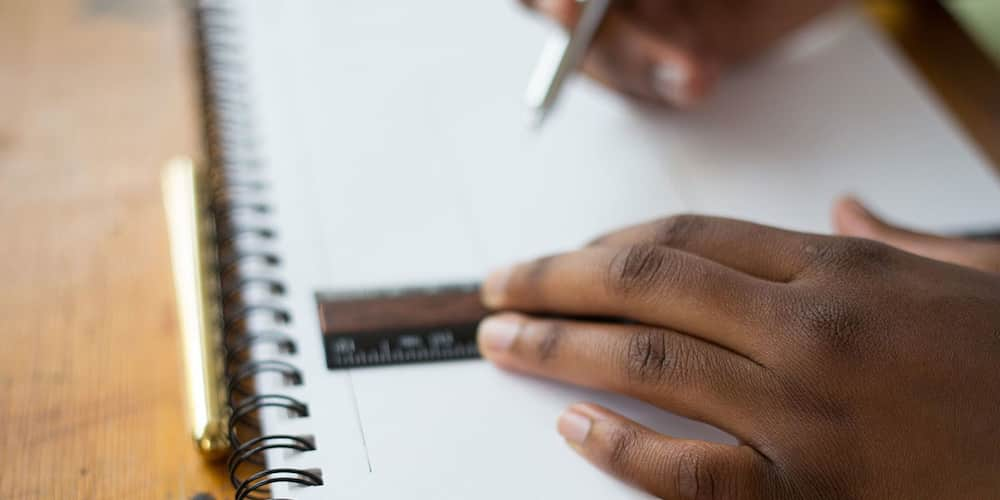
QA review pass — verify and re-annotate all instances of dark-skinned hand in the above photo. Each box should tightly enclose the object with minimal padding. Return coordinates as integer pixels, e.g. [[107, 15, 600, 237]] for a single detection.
[[477, 196, 1000, 499], [520, 0, 842, 107]]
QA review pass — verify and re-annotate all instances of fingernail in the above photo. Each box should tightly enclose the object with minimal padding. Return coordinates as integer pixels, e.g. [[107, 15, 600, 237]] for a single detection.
[[482, 266, 512, 308], [557, 408, 593, 446], [653, 63, 694, 107], [478, 314, 521, 352]]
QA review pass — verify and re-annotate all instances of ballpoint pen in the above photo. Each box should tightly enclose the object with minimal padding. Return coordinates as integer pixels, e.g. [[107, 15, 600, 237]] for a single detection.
[[525, 0, 612, 127]]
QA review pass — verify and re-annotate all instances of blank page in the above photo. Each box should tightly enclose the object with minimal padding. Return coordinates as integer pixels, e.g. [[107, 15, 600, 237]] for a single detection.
[[224, 1, 1000, 498]]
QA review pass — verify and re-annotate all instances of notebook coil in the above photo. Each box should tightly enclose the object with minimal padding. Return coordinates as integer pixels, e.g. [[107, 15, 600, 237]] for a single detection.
[[196, 2, 323, 499]]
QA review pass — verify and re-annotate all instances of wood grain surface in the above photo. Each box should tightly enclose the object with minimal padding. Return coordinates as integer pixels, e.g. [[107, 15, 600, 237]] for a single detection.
[[865, 0, 1000, 168], [0, 0, 229, 498], [0, 1, 996, 499]]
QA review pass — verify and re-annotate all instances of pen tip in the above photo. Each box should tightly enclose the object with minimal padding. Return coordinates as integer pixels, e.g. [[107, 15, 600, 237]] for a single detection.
[[527, 108, 548, 130]]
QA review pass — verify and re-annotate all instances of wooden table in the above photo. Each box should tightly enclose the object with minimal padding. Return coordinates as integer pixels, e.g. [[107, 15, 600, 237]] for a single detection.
[[1, 1, 997, 498]]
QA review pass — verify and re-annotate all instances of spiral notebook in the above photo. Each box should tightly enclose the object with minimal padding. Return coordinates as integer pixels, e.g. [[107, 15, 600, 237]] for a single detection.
[[173, 1, 1000, 498]]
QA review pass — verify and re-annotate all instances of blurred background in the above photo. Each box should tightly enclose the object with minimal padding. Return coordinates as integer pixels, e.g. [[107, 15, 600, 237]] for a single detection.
[[950, 0, 1000, 62]]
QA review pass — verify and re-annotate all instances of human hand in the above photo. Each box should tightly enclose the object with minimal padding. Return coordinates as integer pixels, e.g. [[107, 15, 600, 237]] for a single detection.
[[834, 195, 1000, 274], [520, 0, 842, 107], [478, 212, 1000, 498]]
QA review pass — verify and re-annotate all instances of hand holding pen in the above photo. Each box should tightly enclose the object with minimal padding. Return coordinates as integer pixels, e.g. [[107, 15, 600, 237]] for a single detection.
[[525, 0, 842, 120]]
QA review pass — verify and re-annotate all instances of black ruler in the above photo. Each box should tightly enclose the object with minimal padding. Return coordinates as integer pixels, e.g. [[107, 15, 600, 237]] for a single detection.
[[317, 284, 488, 370], [325, 323, 480, 369]]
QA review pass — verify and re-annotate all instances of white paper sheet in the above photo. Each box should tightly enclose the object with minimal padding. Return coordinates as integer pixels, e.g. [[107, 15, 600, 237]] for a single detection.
[[220, 1, 1000, 498]]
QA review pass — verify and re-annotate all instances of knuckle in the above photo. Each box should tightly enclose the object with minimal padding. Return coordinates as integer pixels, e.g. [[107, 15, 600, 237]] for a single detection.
[[605, 244, 672, 299], [653, 214, 709, 248], [529, 320, 565, 363], [622, 330, 749, 408], [623, 329, 672, 385], [672, 446, 728, 500], [809, 238, 895, 277], [604, 424, 642, 476]]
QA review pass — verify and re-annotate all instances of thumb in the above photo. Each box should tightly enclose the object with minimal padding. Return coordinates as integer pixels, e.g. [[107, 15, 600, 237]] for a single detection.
[[833, 196, 1000, 273]]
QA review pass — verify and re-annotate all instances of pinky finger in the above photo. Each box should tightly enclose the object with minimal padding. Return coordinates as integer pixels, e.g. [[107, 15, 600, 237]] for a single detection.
[[558, 403, 779, 499]]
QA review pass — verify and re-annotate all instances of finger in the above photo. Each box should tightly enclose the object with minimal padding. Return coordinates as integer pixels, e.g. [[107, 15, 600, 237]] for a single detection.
[[579, 13, 716, 107], [522, 0, 716, 107], [557, 403, 777, 499], [479, 313, 768, 436], [589, 214, 827, 282], [519, 0, 583, 26], [834, 196, 1000, 273], [482, 244, 784, 355]]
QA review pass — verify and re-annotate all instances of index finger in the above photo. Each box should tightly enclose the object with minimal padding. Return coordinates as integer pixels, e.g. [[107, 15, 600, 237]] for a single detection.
[[483, 244, 784, 356], [590, 214, 828, 282]]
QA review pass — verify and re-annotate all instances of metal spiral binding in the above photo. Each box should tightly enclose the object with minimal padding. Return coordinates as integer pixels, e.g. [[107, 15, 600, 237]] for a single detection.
[[195, 2, 323, 498]]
